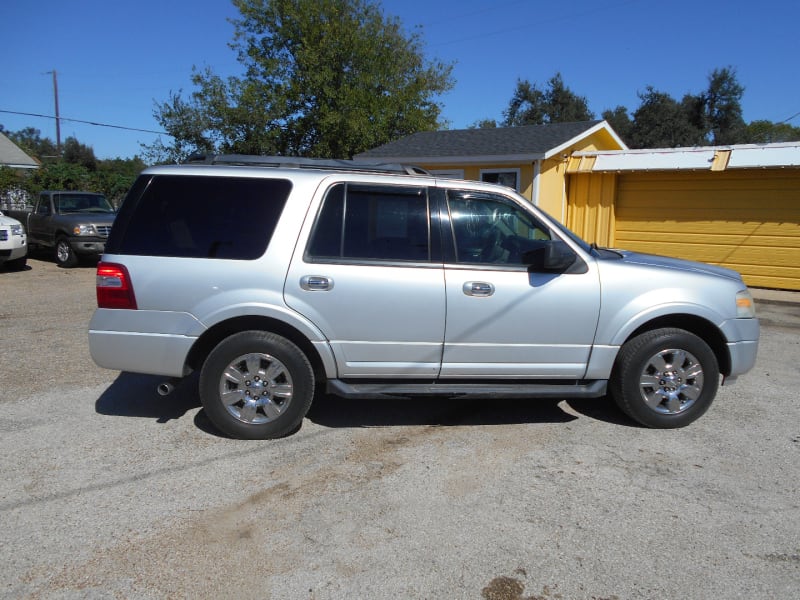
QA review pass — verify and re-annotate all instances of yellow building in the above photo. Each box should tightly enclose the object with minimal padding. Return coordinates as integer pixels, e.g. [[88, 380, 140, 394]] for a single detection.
[[356, 120, 626, 219], [566, 143, 800, 291], [359, 123, 800, 291]]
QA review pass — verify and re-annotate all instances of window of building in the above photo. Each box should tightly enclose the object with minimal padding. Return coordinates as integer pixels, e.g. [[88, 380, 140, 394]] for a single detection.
[[480, 169, 520, 192]]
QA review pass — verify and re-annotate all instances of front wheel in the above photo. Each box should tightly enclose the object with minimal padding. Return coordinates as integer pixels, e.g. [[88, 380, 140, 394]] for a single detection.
[[55, 237, 78, 268], [199, 331, 315, 439], [609, 328, 719, 428]]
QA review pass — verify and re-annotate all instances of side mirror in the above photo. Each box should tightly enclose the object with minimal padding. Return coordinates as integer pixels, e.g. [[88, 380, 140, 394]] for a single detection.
[[522, 240, 577, 272]]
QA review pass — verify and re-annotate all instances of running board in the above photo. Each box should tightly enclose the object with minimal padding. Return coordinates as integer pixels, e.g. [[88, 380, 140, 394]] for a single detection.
[[326, 379, 607, 400]]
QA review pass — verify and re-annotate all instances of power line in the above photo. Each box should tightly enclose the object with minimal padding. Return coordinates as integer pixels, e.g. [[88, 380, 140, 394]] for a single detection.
[[0, 109, 170, 136], [779, 111, 800, 124]]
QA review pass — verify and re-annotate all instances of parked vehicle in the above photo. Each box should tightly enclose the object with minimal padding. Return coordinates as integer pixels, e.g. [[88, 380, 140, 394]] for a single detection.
[[88, 155, 760, 439], [0, 210, 27, 270], [4, 191, 115, 267]]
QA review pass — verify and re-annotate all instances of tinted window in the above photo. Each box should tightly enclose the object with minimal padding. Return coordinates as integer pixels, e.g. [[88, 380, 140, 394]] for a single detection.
[[107, 175, 291, 259], [447, 191, 550, 265], [307, 183, 430, 262]]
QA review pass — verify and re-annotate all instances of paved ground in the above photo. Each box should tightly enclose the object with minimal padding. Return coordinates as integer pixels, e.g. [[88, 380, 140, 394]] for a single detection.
[[1, 257, 798, 599]]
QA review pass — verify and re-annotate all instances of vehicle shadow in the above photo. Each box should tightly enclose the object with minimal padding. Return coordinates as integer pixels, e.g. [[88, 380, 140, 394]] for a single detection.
[[95, 372, 637, 436], [564, 396, 638, 427], [306, 394, 581, 429], [95, 372, 201, 424]]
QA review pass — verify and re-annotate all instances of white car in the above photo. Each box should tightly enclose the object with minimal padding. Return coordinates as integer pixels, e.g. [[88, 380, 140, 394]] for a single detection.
[[0, 210, 27, 270]]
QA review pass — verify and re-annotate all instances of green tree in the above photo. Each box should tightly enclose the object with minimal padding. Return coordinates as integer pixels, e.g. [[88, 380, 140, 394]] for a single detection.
[[627, 87, 705, 148], [502, 73, 594, 126], [31, 162, 95, 192], [1, 127, 146, 204], [63, 136, 98, 171], [146, 0, 454, 162], [704, 67, 746, 145], [601, 105, 633, 142], [743, 119, 800, 143], [469, 119, 498, 129]]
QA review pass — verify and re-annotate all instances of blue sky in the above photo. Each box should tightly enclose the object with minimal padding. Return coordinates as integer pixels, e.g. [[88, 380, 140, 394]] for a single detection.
[[2, 0, 798, 159]]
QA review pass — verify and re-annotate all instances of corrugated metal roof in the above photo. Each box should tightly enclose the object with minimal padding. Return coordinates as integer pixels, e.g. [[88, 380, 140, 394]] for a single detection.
[[0, 132, 39, 169], [569, 142, 800, 172]]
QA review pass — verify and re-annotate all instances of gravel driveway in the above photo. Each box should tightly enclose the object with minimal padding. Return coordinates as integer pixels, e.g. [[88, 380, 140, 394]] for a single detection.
[[1, 258, 798, 599]]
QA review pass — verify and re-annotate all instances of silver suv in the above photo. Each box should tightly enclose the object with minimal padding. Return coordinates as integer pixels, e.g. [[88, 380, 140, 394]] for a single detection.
[[89, 155, 760, 439]]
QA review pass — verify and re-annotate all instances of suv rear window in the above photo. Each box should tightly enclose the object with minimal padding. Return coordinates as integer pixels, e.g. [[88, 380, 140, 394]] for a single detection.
[[107, 175, 291, 259]]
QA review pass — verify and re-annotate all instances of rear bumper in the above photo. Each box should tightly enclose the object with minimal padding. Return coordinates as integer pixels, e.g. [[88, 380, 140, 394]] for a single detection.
[[89, 330, 197, 377], [88, 308, 205, 377]]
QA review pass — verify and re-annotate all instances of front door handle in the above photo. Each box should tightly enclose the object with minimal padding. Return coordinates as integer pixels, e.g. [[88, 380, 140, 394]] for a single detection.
[[463, 281, 495, 297], [300, 275, 334, 291]]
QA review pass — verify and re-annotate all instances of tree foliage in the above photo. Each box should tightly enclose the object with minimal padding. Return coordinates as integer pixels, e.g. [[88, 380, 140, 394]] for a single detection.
[[503, 74, 594, 127], [146, 0, 454, 162], [0, 127, 144, 207], [499, 66, 798, 148], [627, 86, 705, 148], [743, 119, 800, 143]]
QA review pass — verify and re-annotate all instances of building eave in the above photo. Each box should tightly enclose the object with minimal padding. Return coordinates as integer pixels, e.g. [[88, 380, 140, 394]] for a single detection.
[[568, 141, 800, 173]]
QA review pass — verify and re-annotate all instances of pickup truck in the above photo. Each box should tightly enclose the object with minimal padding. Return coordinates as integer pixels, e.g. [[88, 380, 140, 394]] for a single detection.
[[5, 190, 115, 267], [0, 210, 27, 270]]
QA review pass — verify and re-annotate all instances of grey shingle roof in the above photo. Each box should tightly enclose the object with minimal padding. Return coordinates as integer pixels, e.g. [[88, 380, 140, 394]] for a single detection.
[[0, 132, 39, 168], [357, 120, 605, 160]]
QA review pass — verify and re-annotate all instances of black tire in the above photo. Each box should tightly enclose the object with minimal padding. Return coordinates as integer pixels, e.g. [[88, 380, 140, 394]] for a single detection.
[[199, 331, 315, 439], [609, 328, 719, 428], [55, 237, 78, 268]]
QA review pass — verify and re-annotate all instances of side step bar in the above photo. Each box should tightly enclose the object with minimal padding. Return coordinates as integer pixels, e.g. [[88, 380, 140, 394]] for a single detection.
[[326, 379, 607, 400]]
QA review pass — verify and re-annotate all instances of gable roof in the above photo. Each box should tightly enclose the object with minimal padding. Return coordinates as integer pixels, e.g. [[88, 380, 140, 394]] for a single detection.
[[0, 132, 39, 169], [356, 120, 625, 165]]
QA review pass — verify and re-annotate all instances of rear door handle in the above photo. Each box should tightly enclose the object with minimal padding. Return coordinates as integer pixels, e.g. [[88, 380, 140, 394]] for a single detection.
[[463, 281, 495, 297], [300, 275, 334, 291]]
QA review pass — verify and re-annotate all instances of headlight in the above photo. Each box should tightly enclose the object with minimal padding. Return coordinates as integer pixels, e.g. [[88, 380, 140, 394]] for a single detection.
[[736, 289, 756, 318], [10, 224, 23, 236], [73, 224, 98, 236]]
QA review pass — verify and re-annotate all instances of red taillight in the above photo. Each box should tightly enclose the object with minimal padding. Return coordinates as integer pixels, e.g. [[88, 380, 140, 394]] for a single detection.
[[96, 262, 137, 309]]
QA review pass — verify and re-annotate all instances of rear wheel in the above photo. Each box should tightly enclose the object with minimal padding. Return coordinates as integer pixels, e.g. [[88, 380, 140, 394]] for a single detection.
[[199, 331, 314, 439], [609, 328, 719, 428]]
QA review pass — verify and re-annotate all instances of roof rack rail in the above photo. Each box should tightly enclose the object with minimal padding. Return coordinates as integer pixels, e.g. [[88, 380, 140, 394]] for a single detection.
[[183, 154, 431, 176]]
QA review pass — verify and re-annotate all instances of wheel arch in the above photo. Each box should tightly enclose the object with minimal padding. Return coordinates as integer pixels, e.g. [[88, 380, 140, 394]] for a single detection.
[[624, 314, 731, 376], [186, 316, 331, 386]]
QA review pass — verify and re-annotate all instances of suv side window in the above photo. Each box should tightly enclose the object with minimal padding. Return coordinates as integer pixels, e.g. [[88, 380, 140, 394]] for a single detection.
[[106, 175, 291, 259], [307, 183, 430, 262], [447, 190, 551, 265]]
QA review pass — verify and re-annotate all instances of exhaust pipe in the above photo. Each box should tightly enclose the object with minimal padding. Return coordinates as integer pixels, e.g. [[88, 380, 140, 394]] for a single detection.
[[157, 380, 177, 396]]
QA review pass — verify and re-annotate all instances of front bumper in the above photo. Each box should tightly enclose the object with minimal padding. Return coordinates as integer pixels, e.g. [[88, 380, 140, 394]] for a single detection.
[[0, 235, 27, 261], [69, 237, 106, 256], [720, 317, 760, 378]]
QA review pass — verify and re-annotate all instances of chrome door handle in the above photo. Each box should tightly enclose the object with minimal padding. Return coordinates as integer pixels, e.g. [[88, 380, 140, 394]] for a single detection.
[[300, 275, 334, 291], [463, 281, 495, 297]]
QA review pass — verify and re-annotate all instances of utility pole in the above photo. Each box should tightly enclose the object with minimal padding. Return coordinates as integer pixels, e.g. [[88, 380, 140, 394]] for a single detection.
[[46, 69, 62, 154]]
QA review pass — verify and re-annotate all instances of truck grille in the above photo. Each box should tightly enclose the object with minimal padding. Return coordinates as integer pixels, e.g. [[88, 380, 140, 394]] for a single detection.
[[0, 230, 8, 241], [96, 225, 111, 237]]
